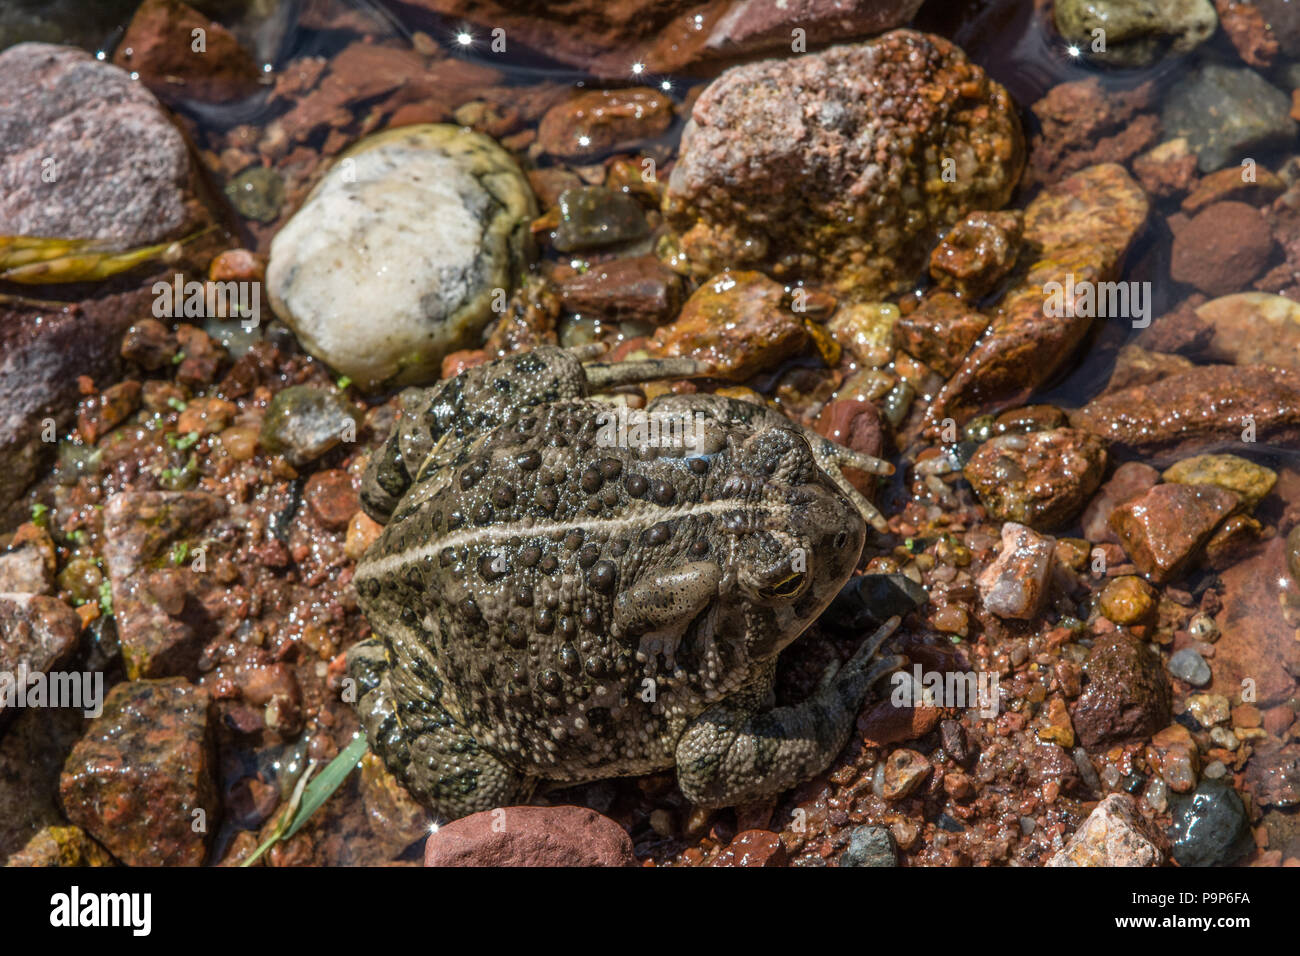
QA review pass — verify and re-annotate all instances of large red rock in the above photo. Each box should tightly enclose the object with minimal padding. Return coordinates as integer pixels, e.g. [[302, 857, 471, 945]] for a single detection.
[[1210, 536, 1300, 708], [424, 805, 636, 867], [113, 0, 261, 105], [400, 0, 924, 77], [59, 678, 217, 867], [1109, 483, 1239, 583], [1070, 364, 1300, 460]]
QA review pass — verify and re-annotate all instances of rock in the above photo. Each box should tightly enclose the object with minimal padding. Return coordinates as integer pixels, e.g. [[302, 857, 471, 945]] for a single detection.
[[267, 125, 536, 390], [359, 752, 432, 857], [1244, 742, 1300, 807], [4, 825, 115, 867], [710, 829, 788, 867], [0, 595, 83, 722], [927, 164, 1149, 429], [1099, 345, 1195, 398], [1254, 0, 1300, 56], [1167, 778, 1252, 866], [892, 292, 989, 378], [554, 256, 683, 324], [0, 545, 52, 595], [1182, 165, 1286, 213], [647, 271, 807, 381], [113, 0, 260, 105], [1217, 0, 1280, 67], [1070, 364, 1300, 459], [224, 166, 285, 223], [1072, 633, 1173, 749], [827, 573, 929, 633], [962, 428, 1108, 531], [929, 211, 1023, 299], [59, 678, 217, 867], [537, 87, 673, 161], [1290, 524, 1300, 584], [1169, 647, 1213, 687], [100, 490, 226, 680], [1194, 293, 1300, 367], [881, 748, 931, 800], [977, 522, 1057, 620], [830, 302, 901, 370], [400, 0, 924, 78], [553, 186, 649, 252], [1053, 0, 1217, 67], [304, 469, 359, 531], [1099, 575, 1159, 626], [1210, 536, 1300, 707], [1161, 454, 1277, 510], [1186, 693, 1231, 727], [1163, 64, 1297, 172], [1132, 138, 1199, 199], [1170, 201, 1275, 296], [1046, 794, 1167, 866], [260, 386, 361, 467], [1109, 483, 1239, 583], [840, 825, 898, 867], [1027, 78, 1160, 188], [1152, 724, 1201, 792], [663, 30, 1023, 301], [424, 805, 635, 867], [0, 42, 208, 245], [857, 700, 942, 748], [1081, 462, 1161, 544]]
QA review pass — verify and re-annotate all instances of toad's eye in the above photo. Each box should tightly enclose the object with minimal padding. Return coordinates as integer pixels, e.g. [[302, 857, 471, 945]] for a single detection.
[[759, 571, 806, 600]]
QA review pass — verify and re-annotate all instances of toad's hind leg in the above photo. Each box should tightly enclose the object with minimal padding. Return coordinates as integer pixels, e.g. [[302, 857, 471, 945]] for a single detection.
[[347, 638, 531, 820], [675, 618, 905, 807]]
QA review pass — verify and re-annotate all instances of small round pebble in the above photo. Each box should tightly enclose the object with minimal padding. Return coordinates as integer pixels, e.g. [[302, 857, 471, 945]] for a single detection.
[[1168, 647, 1212, 687]]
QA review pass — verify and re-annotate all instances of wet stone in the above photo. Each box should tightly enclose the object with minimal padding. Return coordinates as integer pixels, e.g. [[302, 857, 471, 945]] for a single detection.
[[554, 255, 683, 324], [260, 386, 361, 467], [977, 522, 1057, 620], [1244, 742, 1300, 807], [711, 829, 788, 867], [840, 825, 898, 867], [0, 595, 83, 722], [892, 292, 988, 378], [59, 678, 217, 867], [1046, 793, 1166, 867], [648, 271, 807, 381], [1162, 64, 1297, 172], [962, 428, 1107, 531], [1099, 575, 1158, 626], [1072, 633, 1173, 749], [881, 748, 931, 800], [1169, 201, 1275, 297], [1168, 647, 1212, 687], [663, 30, 1023, 301], [554, 186, 649, 253], [1054, 0, 1217, 67], [224, 166, 285, 224], [1162, 453, 1277, 510], [1167, 778, 1252, 867], [1109, 483, 1240, 583], [928, 210, 1023, 299], [4, 825, 115, 867], [424, 805, 635, 866], [537, 87, 673, 161]]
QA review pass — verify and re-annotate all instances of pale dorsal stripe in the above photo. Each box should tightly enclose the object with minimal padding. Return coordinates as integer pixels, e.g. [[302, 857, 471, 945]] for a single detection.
[[355, 497, 767, 582]]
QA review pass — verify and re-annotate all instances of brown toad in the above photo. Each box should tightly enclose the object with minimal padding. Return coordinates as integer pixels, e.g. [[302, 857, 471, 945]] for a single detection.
[[349, 346, 902, 819]]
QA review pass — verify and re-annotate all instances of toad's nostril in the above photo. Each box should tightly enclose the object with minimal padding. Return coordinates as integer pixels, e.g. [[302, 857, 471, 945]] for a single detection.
[[834, 531, 848, 549]]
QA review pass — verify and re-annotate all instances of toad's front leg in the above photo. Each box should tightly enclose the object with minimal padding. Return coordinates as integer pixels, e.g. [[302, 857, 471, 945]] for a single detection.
[[674, 617, 904, 807]]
